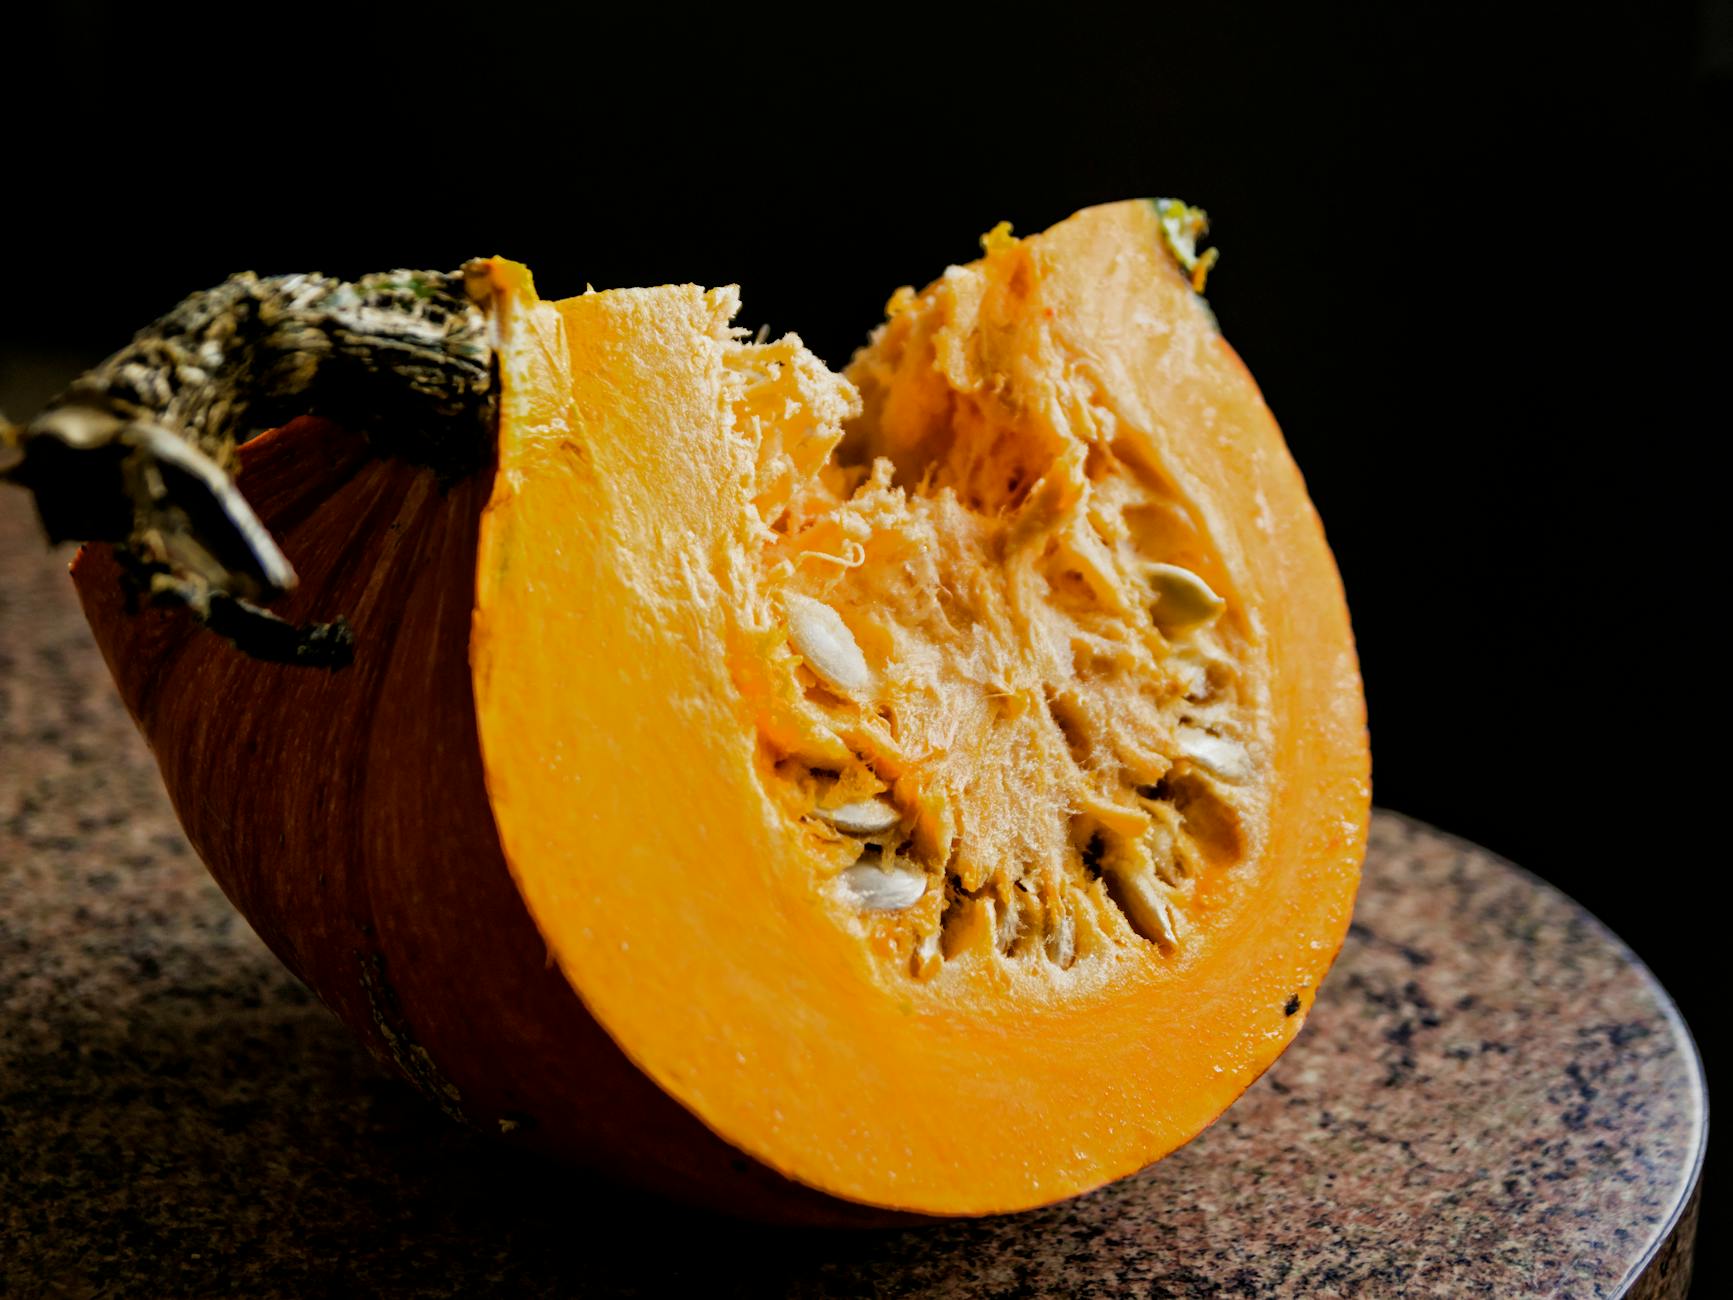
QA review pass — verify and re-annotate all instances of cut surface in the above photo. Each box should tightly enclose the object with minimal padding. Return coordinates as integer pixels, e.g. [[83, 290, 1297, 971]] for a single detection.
[[470, 202, 1369, 1215]]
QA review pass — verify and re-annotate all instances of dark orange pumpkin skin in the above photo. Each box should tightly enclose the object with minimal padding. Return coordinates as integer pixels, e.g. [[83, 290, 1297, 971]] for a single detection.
[[72, 416, 893, 1225]]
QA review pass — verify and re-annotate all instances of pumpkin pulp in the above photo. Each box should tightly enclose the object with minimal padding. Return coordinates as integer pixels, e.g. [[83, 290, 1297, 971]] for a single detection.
[[470, 201, 1368, 1215]]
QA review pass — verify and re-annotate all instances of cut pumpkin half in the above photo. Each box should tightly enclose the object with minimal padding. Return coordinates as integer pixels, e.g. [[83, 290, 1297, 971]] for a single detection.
[[469, 200, 1368, 1214]]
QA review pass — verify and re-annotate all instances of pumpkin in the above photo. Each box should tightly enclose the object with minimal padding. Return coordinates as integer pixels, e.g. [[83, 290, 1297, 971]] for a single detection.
[[24, 199, 1368, 1221]]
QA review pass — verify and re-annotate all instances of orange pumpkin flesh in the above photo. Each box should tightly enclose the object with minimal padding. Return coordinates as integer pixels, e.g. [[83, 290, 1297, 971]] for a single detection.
[[70, 199, 1367, 1220]]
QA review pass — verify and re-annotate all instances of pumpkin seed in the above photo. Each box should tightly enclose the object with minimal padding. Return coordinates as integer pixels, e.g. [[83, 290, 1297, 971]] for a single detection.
[[995, 894, 1021, 954], [1112, 869, 1180, 948], [840, 859, 927, 911], [1171, 653, 1210, 701], [912, 927, 942, 979], [1046, 909, 1077, 969], [1171, 648, 1230, 703], [1147, 563, 1225, 633], [785, 593, 873, 693], [815, 796, 901, 836], [1176, 726, 1251, 782]]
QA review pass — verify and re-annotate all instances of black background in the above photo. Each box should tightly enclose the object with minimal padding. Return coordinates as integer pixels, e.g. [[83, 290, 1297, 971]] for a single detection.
[[6, 1, 1724, 1289]]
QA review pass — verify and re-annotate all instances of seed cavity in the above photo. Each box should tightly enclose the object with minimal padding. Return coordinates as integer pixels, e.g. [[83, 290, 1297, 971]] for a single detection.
[[755, 333, 1260, 983], [785, 593, 873, 694], [840, 858, 927, 912], [1147, 563, 1225, 634], [1175, 726, 1251, 783]]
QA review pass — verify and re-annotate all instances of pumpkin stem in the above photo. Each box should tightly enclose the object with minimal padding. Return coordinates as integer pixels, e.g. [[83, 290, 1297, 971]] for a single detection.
[[0, 263, 497, 667]]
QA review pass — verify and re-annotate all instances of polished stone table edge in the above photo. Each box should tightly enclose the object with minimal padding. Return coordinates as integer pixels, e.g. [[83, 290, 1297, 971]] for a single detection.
[[1378, 807, 1708, 1300]]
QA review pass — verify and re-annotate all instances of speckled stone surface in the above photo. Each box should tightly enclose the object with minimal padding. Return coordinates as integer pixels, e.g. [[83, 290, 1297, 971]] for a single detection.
[[0, 505, 1705, 1298]]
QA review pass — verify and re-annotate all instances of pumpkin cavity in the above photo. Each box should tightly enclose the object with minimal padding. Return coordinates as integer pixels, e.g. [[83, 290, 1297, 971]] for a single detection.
[[728, 228, 1263, 986]]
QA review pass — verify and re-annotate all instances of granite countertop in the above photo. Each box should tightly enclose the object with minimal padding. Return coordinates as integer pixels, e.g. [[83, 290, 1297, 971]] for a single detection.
[[0, 504, 1706, 1298]]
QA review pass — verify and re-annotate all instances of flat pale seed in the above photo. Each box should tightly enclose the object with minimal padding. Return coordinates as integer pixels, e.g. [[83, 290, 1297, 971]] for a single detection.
[[994, 895, 1021, 954], [1171, 654, 1210, 700], [814, 796, 901, 836], [1147, 563, 1225, 633], [1112, 868, 1180, 948], [785, 593, 873, 694], [1046, 909, 1077, 969], [912, 928, 942, 979], [1147, 819, 1186, 886], [1176, 726, 1252, 783], [840, 861, 927, 911]]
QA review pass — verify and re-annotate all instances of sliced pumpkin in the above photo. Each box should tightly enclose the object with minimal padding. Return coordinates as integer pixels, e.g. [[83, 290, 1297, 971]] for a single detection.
[[41, 199, 1365, 1220], [471, 200, 1368, 1214]]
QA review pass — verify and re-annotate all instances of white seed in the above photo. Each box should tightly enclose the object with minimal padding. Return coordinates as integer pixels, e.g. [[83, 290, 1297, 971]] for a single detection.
[[994, 892, 1021, 954], [1176, 726, 1252, 783], [1147, 563, 1225, 633], [814, 796, 901, 836], [912, 927, 942, 979], [1113, 869, 1180, 948], [1171, 648, 1229, 702], [1046, 909, 1077, 969], [1147, 819, 1186, 886], [1171, 654, 1210, 700], [785, 593, 872, 694], [840, 860, 927, 911]]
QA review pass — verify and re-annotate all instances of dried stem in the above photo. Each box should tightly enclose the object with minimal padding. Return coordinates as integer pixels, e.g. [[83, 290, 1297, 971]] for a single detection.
[[1, 263, 497, 666]]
